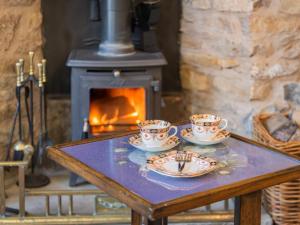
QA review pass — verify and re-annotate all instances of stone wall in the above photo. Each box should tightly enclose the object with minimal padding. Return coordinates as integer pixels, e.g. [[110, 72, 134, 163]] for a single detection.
[[180, 0, 300, 135], [0, 0, 43, 160]]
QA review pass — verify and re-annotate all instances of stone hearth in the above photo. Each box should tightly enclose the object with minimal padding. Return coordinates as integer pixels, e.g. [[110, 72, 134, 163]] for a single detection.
[[180, 0, 300, 135]]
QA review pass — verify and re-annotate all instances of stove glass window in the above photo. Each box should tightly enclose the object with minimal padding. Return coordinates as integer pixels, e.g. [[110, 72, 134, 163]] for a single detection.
[[89, 88, 146, 135]]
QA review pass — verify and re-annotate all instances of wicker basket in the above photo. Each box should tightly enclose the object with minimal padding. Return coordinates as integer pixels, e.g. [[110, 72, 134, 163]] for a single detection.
[[253, 113, 300, 225]]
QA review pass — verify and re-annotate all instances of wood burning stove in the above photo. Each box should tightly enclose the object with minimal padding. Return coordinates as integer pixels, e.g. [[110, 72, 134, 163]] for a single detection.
[[67, 0, 165, 185], [66, 0, 166, 140], [67, 49, 166, 140]]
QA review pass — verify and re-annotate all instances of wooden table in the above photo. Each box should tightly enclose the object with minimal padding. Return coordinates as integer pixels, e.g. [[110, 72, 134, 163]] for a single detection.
[[48, 124, 300, 225]]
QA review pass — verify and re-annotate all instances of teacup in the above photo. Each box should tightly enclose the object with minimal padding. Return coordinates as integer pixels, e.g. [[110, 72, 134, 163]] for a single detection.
[[138, 120, 178, 147], [190, 114, 228, 140]]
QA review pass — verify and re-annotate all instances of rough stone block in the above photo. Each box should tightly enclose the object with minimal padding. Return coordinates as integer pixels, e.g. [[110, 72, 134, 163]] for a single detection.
[[250, 62, 300, 79], [181, 50, 220, 68], [213, 0, 260, 12], [250, 80, 271, 101], [280, 0, 300, 15], [292, 110, 300, 127], [182, 0, 211, 10], [192, 0, 212, 9], [180, 65, 210, 91], [0, 14, 20, 52], [212, 73, 250, 99], [284, 83, 300, 105], [251, 15, 300, 34], [47, 97, 71, 144], [218, 58, 239, 69], [4, 0, 34, 6]]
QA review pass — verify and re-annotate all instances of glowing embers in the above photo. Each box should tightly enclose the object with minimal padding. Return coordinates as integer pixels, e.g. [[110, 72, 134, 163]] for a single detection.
[[89, 88, 146, 134]]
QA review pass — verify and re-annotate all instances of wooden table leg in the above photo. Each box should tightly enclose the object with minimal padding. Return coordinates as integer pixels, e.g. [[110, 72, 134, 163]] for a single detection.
[[234, 190, 261, 225], [162, 217, 168, 225], [145, 217, 168, 225], [131, 210, 142, 225]]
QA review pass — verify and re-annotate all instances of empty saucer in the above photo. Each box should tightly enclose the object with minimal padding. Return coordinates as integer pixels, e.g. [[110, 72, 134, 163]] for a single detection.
[[181, 128, 230, 146], [128, 134, 180, 152]]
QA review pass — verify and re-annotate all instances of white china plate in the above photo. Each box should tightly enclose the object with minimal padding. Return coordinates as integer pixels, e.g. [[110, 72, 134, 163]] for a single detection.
[[181, 128, 230, 146], [146, 150, 218, 178], [128, 134, 180, 152]]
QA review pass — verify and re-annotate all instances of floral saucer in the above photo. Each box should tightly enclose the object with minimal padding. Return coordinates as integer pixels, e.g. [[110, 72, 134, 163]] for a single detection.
[[128, 134, 180, 152], [146, 150, 218, 178], [181, 128, 230, 146]]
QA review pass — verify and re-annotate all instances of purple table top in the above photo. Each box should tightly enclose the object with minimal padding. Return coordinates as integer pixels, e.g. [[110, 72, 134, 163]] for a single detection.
[[62, 124, 300, 204]]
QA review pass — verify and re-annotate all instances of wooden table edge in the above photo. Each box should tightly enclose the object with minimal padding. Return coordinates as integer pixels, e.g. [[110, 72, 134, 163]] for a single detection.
[[150, 165, 300, 218]]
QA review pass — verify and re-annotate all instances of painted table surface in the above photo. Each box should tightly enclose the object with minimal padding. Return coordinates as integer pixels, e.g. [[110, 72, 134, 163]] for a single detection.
[[60, 124, 300, 205]]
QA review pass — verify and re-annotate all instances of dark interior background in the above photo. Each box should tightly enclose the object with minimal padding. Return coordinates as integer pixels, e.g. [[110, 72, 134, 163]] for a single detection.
[[41, 0, 181, 95]]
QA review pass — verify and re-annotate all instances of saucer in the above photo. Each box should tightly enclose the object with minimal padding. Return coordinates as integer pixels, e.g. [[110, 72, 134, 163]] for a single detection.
[[128, 134, 180, 152], [181, 128, 230, 146], [146, 150, 218, 178]]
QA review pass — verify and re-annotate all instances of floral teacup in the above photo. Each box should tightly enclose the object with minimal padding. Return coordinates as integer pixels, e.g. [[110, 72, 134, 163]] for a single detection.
[[190, 114, 228, 140], [138, 120, 178, 147]]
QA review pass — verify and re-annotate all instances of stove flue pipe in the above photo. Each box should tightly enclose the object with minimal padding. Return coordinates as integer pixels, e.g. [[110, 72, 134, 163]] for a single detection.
[[98, 0, 135, 57]]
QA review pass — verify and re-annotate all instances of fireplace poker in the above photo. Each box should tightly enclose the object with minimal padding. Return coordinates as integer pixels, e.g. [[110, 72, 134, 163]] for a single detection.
[[16, 63, 23, 143], [28, 52, 35, 172], [36, 63, 45, 165], [24, 86, 32, 138], [29, 52, 35, 144], [41, 59, 53, 151]]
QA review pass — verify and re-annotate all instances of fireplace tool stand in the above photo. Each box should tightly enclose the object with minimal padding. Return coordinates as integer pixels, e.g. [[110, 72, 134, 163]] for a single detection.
[[6, 52, 50, 188]]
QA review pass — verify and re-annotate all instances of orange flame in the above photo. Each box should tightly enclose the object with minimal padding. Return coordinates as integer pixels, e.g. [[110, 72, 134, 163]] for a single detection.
[[89, 88, 145, 134]]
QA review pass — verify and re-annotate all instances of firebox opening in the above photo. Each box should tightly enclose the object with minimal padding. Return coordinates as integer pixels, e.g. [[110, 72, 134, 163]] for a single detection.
[[89, 88, 146, 135]]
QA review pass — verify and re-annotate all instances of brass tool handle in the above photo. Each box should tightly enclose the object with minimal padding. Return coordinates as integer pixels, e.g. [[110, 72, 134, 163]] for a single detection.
[[38, 63, 43, 87], [19, 59, 25, 82], [16, 62, 21, 87], [29, 51, 34, 76], [42, 59, 47, 83]]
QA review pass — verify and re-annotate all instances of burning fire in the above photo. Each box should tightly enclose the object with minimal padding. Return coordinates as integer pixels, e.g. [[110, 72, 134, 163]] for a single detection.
[[89, 88, 145, 134]]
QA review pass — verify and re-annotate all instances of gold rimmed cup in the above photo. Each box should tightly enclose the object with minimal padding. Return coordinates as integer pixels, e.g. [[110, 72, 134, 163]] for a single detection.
[[138, 120, 178, 148], [190, 114, 228, 140]]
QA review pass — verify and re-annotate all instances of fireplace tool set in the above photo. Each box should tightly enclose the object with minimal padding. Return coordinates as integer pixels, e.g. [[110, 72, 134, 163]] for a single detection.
[[6, 52, 51, 188]]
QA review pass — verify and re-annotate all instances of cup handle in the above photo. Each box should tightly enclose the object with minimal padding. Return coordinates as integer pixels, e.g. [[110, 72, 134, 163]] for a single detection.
[[218, 119, 228, 132], [168, 126, 178, 139]]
